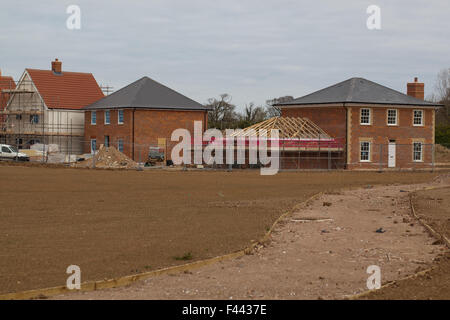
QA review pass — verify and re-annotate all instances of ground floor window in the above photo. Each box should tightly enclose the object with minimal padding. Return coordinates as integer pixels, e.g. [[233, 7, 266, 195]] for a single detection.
[[90, 139, 96, 153], [104, 135, 110, 147], [360, 141, 371, 162], [413, 142, 423, 161], [118, 139, 124, 152]]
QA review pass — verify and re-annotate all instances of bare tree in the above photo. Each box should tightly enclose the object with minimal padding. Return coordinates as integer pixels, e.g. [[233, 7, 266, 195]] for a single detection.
[[238, 103, 267, 128], [433, 68, 450, 126], [206, 94, 239, 129]]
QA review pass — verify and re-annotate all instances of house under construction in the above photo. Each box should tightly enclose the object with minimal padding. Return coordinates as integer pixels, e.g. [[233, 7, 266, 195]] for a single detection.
[[0, 59, 104, 154], [208, 117, 345, 169]]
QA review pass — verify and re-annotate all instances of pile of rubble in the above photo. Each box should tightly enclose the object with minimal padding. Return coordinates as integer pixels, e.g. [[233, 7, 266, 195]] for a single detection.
[[75, 145, 138, 169]]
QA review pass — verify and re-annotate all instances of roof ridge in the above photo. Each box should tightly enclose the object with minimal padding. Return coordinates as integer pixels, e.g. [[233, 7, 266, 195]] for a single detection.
[[346, 78, 358, 101], [139, 76, 204, 107], [26, 68, 94, 76], [289, 77, 356, 104]]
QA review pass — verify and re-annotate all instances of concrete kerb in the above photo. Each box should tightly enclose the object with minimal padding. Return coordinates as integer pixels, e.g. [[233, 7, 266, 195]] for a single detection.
[[0, 192, 323, 300], [347, 185, 450, 300]]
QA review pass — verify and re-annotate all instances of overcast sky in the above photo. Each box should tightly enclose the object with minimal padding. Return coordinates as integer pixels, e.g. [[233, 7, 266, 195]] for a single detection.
[[0, 0, 449, 109]]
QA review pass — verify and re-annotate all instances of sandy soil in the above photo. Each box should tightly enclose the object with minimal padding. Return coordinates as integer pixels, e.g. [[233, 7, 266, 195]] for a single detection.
[[361, 185, 450, 299], [54, 175, 450, 299], [0, 165, 441, 295]]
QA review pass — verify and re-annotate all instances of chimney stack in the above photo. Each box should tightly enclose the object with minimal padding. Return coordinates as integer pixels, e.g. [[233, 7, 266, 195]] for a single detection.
[[407, 77, 424, 100], [51, 58, 62, 73]]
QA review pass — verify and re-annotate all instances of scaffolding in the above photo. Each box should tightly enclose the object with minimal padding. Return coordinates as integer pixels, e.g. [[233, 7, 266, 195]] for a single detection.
[[0, 78, 84, 155]]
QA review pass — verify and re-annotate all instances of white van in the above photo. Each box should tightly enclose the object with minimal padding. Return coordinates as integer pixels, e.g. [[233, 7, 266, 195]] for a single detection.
[[0, 144, 30, 161]]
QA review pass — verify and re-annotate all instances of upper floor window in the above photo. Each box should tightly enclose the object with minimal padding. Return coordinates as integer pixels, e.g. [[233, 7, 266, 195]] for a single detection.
[[387, 109, 397, 125], [413, 110, 423, 126], [118, 110, 124, 124], [360, 108, 371, 125], [91, 111, 97, 125], [105, 110, 110, 125]]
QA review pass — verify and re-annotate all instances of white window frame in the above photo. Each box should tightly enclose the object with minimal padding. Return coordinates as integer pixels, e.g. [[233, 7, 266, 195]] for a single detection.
[[413, 109, 424, 126], [413, 142, 423, 162], [387, 109, 398, 126], [91, 111, 97, 125], [104, 110, 110, 125], [360, 108, 371, 125], [117, 139, 124, 152], [118, 110, 124, 125], [360, 141, 371, 162]]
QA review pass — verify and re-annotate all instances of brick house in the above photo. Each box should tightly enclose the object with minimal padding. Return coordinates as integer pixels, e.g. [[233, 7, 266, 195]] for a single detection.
[[275, 77, 443, 169], [83, 76, 210, 161]]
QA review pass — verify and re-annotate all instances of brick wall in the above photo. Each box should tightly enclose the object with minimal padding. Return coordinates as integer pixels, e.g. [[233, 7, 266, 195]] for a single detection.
[[84, 108, 208, 161], [281, 106, 347, 168], [347, 106, 435, 169], [281, 106, 347, 141]]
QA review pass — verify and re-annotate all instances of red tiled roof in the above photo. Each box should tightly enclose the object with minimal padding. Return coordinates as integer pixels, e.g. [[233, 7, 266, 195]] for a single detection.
[[0, 76, 15, 91], [26, 68, 104, 110], [0, 75, 16, 111]]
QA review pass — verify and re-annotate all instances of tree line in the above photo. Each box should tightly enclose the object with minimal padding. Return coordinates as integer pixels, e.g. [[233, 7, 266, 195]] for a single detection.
[[206, 94, 294, 130], [432, 68, 450, 146]]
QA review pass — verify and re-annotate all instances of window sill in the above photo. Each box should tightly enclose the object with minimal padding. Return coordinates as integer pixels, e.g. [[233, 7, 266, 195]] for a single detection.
[[360, 123, 371, 126]]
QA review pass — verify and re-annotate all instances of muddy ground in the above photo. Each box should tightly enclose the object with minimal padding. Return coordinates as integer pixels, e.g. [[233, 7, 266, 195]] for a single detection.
[[54, 174, 449, 300], [361, 186, 450, 299], [0, 165, 441, 294]]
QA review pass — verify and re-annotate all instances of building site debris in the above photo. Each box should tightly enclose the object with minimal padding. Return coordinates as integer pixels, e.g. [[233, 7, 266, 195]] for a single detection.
[[74, 145, 138, 169]]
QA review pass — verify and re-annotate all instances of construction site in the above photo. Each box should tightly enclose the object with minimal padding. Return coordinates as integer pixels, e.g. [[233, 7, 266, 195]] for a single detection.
[[0, 78, 84, 160]]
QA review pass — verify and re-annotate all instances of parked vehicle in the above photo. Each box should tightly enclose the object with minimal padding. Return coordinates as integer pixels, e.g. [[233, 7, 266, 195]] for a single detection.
[[0, 144, 30, 161], [145, 147, 165, 166]]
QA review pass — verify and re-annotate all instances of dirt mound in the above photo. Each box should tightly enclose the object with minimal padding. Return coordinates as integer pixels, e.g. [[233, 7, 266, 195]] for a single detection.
[[75, 146, 138, 169]]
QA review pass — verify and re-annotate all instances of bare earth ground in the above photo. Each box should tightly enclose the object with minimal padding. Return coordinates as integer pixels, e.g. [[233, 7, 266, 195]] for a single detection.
[[0, 165, 442, 295], [361, 185, 450, 299], [55, 174, 450, 300]]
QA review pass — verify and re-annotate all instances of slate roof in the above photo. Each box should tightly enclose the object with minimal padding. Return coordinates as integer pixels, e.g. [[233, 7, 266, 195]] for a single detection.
[[25, 69, 104, 110], [84, 76, 208, 111], [275, 77, 441, 107]]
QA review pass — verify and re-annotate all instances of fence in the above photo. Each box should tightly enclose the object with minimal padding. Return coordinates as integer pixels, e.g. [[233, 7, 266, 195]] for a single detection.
[[0, 138, 448, 172]]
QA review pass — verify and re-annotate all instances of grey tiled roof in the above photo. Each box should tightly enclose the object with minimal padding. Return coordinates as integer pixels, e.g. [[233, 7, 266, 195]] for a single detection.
[[275, 77, 441, 107], [84, 76, 209, 110]]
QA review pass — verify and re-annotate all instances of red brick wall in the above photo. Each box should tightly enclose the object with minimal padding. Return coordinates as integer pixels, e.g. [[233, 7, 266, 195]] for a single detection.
[[84, 109, 208, 161], [281, 106, 347, 168], [281, 106, 347, 141], [348, 106, 434, 169]]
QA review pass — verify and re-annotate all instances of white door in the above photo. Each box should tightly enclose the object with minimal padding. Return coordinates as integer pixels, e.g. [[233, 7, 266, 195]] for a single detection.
[[388, 142, 396, 168]]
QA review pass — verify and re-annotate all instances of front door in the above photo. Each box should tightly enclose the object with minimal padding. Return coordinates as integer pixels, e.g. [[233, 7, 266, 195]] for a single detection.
[[388, 140, 396, 168]]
